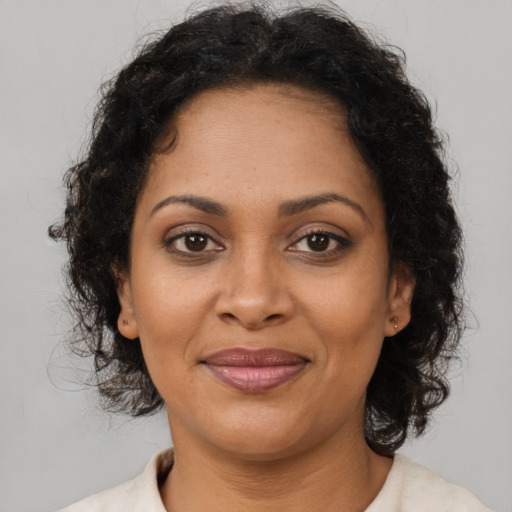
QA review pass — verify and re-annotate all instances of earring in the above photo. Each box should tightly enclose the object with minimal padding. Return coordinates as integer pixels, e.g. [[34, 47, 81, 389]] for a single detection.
[[391, 316, 399, 330]]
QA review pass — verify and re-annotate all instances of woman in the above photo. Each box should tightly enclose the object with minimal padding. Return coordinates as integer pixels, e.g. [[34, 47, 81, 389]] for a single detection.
[[51, 3, 492, 511]]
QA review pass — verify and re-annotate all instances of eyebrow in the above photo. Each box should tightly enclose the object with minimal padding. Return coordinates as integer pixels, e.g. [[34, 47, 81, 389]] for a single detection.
[[150, 195, 228, 217], [278, 193, 370, 223], [150, 192, 369, 223]]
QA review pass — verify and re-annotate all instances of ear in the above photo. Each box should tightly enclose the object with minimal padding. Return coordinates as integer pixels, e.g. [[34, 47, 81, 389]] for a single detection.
[[384, 263, 415, 337], [114, 269, 139, 340]]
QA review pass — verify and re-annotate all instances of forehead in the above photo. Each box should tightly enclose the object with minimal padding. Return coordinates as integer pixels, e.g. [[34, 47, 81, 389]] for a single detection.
[[141, 84, 381, 220], [163, 84, 347, 150], [178, 83, 345, 123]]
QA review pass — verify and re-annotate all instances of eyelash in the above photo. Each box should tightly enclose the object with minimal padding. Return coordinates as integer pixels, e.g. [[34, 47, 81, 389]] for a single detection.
[[164, 227, 351, 260]]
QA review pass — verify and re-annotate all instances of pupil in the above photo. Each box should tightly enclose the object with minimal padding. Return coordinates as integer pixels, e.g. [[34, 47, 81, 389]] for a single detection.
[[185, 234, 207, 251], [307, 234, 329, 251]]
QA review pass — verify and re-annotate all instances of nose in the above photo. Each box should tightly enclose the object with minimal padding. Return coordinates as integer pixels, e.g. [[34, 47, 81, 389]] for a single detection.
[[214, 246, 294, 330]]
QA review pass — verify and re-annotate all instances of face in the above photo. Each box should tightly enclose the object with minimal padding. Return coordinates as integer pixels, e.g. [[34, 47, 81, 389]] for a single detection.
[[117, 84, 414, 460]]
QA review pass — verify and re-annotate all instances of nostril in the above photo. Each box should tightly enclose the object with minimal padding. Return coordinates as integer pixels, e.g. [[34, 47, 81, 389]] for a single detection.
[[215, 290, 294, 329]]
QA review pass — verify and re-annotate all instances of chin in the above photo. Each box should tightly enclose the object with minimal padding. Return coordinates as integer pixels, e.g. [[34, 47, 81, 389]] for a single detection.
[[215, 434, 305, 462], [202, 406, 311, 461]]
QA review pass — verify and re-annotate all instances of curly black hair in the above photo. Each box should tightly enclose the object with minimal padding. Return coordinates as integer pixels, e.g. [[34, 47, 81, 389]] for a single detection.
[[49, 2, 464, 456]]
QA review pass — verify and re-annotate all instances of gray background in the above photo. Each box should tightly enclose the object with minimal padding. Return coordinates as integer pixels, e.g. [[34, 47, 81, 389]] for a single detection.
[[1, 1, 511, 511]]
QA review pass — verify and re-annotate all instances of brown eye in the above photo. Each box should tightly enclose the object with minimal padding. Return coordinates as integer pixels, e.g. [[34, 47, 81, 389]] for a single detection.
[[288, 230, 351, 257], [184, 234, 208, 251], [165, 231, 221, 255], [307, 234, 330, 252]]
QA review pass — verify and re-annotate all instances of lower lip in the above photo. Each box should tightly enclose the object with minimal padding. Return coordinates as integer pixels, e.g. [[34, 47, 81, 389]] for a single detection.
[[205, 363, 307, 392]]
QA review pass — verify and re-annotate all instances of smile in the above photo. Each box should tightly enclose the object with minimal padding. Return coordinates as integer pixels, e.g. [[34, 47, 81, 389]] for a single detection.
[[202, 348, 309, 392]]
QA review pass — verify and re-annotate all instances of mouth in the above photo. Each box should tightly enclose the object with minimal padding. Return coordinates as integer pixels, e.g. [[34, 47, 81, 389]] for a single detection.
[[201, 348, 309, 392]]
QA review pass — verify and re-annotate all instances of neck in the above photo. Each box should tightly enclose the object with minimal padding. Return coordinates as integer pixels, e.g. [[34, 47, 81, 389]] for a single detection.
[[160, 427, 392, 512]]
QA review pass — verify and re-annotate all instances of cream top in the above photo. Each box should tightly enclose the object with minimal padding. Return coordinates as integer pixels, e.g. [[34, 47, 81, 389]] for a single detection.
[[58, 448, 493, 511]]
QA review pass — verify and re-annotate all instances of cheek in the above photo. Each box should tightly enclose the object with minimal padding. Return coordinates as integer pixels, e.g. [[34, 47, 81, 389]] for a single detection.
[[305, 264, 389, 337], [302, 263, 389, 377], [129, 261, 215, 368]]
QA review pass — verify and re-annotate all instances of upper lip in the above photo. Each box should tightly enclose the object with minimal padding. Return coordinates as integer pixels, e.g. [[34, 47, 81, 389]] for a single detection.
[[203, 348, 308, 366]]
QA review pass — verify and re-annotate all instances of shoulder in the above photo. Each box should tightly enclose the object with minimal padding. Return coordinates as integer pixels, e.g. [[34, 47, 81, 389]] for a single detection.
[[367, 454, 493, 512], [57, 449, 173, 512]]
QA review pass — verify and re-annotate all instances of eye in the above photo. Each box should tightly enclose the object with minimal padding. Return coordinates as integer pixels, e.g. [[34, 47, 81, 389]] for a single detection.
[[164, 231, 222, 255], [288, 231, 350, 255]]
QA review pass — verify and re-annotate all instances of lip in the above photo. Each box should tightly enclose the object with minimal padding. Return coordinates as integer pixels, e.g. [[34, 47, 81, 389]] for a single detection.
[[202, 348, 309, 392]]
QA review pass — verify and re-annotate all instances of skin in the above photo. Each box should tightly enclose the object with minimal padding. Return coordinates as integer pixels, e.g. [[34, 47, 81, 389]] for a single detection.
[[117, 84, 415, 512]]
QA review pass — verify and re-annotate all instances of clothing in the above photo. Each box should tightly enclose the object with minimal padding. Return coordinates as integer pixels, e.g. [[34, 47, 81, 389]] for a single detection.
[[58, 448, 492, 511]]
